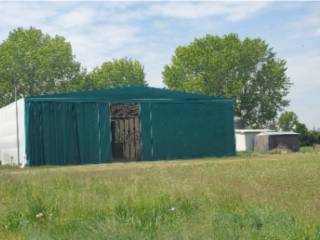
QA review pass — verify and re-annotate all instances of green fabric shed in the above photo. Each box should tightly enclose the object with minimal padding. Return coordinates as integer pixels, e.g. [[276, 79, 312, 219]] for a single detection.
[[25, 87, 235, 166]]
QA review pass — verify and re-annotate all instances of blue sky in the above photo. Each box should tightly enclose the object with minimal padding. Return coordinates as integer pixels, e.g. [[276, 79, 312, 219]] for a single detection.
[[0, 1, 319, 128]]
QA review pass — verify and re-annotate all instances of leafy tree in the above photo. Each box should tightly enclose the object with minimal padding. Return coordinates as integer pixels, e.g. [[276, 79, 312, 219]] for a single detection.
[[295, 122, 308, 135], [88, 58, 146, 88], [296, 123, 320, 146], [277, 112, 320, 146], [163, 34, 291, 128], [278, 111, 299, 131], [0, 27, 83, 107], [59, 71, 90, 92]]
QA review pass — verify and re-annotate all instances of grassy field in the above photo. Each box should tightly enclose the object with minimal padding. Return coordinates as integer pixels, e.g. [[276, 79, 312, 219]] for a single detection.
[[1, 150, 320, 239]]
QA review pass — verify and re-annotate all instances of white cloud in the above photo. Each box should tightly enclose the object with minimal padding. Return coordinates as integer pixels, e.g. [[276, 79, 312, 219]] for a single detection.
[[225, 2, 268, 21], [148, 2, 267, 21], [286, 50, 320, 128], [54, 7, 96, 28], [287, 51, 320, 91], [64, 25, 142, 69], [0, 2, 58, 40], [148, 2, 227, 19], [288, 13, 320, 38]]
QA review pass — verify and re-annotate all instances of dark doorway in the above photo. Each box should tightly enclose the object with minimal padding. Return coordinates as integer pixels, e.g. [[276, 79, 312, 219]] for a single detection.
[[110, 104, 141, 162]]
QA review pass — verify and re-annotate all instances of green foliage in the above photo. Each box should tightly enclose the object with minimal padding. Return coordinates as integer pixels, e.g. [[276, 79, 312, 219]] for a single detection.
[[0, 27, 83, 107], [163, 34, 291, 128], [278, 111, 320, 146], [278, 111, 299, 131], [1, 153, 320, 239], [298, 127, 320, 146], [87, 58, 147, 89]]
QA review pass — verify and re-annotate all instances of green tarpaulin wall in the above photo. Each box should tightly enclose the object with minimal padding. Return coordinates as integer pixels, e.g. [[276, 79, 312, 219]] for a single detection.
[[25, 102, 111, 166], [25, 87, 235, 166], [140, 101, 235, 160]]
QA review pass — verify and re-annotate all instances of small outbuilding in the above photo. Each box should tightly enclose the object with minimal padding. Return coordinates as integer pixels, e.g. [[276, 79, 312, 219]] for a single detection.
[[254, 132, 300, 152], [0, 87, 236, 166], [235, 129, 273, 151]]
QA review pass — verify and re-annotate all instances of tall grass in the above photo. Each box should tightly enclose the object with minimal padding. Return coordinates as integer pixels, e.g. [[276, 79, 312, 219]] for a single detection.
[[1, 151, 320, 239]]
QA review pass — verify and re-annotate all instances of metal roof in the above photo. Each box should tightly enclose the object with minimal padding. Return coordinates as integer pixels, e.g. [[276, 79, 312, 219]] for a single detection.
[[257, 131, 299, 136], [25, 86, 231, 102], [235, 129, 273, 134]]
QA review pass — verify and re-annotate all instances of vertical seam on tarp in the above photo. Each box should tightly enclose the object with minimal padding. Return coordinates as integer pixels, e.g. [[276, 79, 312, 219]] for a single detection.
[[54, 103, 58, 164], [138, 103, 142, 161], [39, 103, 44, 165], [231, 101, 236, 155], [24, 99, 30, 166], [109, 102, 112, 163], [150, 103, 154, 159], [72, 103, 80, 164], [75, 103, 81, 164], [97, 103, 101, 163]]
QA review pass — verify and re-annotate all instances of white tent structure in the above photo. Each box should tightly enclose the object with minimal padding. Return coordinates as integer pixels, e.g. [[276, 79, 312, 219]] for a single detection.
[[0, 99, 27, 166], [235, 129, 274, 152]]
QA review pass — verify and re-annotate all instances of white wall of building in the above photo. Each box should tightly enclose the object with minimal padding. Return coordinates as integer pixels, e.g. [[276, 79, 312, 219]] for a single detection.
[[235, 133, 247, 151], [235, 129, 273, 151], [0, 98, 26, 166]]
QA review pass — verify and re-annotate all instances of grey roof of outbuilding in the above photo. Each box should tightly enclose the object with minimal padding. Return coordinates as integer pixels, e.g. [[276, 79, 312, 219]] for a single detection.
[[257, 131, 299, 136]]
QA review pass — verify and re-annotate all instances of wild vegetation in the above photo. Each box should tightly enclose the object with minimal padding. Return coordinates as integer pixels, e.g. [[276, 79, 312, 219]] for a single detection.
[[1, 149, 320, 239]]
